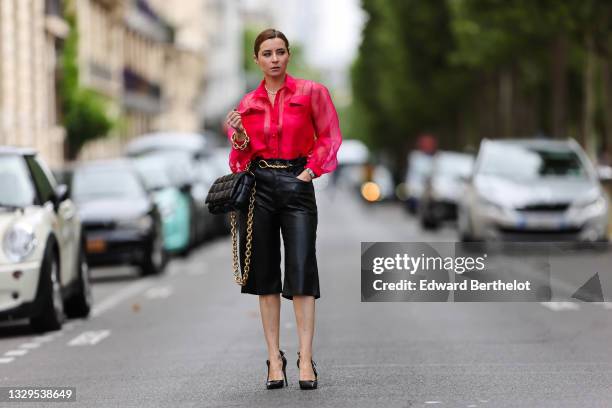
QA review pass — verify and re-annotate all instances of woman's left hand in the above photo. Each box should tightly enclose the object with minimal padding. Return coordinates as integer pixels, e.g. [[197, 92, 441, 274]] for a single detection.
[[296, 170, 312, 182]]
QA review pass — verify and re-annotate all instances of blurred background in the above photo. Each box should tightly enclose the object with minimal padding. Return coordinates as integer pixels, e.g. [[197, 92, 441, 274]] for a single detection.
[[0, 0, 364, 164], [2, 3, 612, 405], [1, 0, 612, 264]]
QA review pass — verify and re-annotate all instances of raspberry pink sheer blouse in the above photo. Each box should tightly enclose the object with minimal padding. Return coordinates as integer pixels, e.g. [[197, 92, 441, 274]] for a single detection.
[[227, 74, 342, 177]]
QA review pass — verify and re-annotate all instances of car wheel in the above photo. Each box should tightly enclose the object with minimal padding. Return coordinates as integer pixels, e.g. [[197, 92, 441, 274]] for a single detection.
[[65, 243, 92, 318], [419, 205, 438, 230], [30, 245, 65, 332], [458, 208, 474, 241], [177, 243, 191, 258], [140, 228, 166, 276], [420, 213, 439, 230]]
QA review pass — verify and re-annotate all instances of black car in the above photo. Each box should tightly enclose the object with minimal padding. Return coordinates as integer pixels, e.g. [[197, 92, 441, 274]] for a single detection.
[[71, 160, 166, 276], [124, 133, 216, 244]]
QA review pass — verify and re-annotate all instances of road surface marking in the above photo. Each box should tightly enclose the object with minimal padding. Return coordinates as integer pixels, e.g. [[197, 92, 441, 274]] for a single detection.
[[425, 402, 442, 405], [19, 343, 40, 349], [34, 335, 55, 342], [91, 280, 153, 317], [601, 302, 612, 309], [0, 357, 14, 364], [4, 349, 28, 357], [145, 286, 173, 299], [68, 330, 111, 346], [539, 302, 580, 311]]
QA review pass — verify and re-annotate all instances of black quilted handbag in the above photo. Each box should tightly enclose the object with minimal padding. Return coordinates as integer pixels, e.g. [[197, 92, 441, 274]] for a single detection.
[[205, 171, 255, 214], [205, 169, 256, 286]]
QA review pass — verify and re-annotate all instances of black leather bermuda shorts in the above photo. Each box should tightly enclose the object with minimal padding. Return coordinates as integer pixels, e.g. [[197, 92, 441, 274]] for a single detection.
[[237, 157, 319, 300]]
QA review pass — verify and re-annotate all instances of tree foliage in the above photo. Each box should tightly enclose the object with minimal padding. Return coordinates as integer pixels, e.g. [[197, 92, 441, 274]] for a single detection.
[[351, 0, 612, 170], [60, 12, 114, 160]]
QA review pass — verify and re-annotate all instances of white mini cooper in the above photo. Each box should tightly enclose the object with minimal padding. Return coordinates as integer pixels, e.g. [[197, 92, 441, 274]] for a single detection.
[[0, 147, 91, 331]]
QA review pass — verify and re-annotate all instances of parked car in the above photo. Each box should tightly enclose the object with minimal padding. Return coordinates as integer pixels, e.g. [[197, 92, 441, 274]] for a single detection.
[[419, 151, 474, 229], [124, 131, 214, 158], [457, 138, 610, 242], [194, 147, 231, 236], [404, 151, 434, 214], [132, 155, 192, 255], [125, 133, 214, 244], [0, 147, 91, 331], [71, 160, 166, 275]]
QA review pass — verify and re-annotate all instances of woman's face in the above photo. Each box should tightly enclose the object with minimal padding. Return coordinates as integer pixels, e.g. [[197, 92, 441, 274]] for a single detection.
[[254, 38, 290, 78]]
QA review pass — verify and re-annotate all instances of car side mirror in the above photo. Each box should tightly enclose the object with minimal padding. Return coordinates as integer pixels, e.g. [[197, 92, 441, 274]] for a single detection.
[[597, 165, 612, 183], [56, 184, 69, 201], [53, 184, 70, 209]]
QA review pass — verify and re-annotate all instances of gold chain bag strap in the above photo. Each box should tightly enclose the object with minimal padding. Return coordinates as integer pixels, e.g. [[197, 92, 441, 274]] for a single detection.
[[205, 161, 257, 286], [230, 159, 293, 286], [230, 183, 256, 286]]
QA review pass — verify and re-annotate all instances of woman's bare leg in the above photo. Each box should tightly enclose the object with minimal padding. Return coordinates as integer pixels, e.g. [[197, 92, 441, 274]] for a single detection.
[[293, 295, 316, 380], [259, 294, 283, 380]]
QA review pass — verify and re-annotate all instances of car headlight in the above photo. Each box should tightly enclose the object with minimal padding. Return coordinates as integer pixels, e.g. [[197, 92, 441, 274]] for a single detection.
[[573, 195, 604, 209], [571, 195, 606, 216], [477, 194, 505, 210], [3, 224, 37, 262], [117, 215, 154, 231], [476, 194, 511, 219]]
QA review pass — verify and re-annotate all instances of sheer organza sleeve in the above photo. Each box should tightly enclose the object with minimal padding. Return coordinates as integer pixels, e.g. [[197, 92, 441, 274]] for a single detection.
[[227, 97, 251, 173], [306, 83, 342, 176]]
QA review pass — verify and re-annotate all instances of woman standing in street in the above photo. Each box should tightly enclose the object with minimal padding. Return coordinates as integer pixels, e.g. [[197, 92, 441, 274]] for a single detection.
[[225, 28, 342, 390]]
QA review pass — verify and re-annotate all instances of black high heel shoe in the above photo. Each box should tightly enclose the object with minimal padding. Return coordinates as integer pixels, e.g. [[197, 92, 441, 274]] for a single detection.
[[297, 351, 318, 390], [266, 349, 288, 389]]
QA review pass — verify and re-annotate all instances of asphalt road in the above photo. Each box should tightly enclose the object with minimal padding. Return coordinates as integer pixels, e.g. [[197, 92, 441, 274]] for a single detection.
[[1, 186, 611, 407]]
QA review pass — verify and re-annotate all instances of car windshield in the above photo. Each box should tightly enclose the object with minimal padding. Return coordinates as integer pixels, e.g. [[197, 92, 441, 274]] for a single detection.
[[72, 167, 146, 201], [0, 155, 36, 207], [478, 144, 588, 180], [435, 154, 473, 177], [132, 158, 171, 191]]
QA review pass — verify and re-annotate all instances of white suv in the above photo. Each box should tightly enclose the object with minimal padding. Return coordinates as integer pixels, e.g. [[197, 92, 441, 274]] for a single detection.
[[0, 147, 91, 331]]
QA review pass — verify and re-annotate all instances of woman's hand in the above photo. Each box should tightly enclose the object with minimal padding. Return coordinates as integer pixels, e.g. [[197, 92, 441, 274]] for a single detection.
[[296, 170, 313, 182], [226, 109, 245, 136]]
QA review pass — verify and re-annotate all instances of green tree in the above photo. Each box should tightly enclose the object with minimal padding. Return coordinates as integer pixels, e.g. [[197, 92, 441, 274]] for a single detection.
[[351, 0, 612, 170], [60, 11, 115, 160], [351, 0, 469, 176]]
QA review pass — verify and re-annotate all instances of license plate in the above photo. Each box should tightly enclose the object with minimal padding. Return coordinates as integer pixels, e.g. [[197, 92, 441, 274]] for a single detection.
[[523, 213, 565, 229], [87, 238, 107, 253]]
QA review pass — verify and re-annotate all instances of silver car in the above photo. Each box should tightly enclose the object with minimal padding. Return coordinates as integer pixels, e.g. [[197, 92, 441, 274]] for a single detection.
[[458, 139, 609, 242], [420, 151, 474, 229]]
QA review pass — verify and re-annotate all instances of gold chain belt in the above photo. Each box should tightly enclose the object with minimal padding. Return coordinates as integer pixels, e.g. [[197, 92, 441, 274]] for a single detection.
[[256, 159, 292, 169]]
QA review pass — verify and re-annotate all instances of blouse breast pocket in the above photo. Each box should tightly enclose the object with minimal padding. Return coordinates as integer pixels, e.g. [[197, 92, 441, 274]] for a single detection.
[[286, 95, 311, 116]]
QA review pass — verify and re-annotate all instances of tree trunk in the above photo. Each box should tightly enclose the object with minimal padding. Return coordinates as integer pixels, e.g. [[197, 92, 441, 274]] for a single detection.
[[582, 31, 597, 160], [601, 60, 612, 164], [499, 69, 513, 138], [551, 34, 568, 138]]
